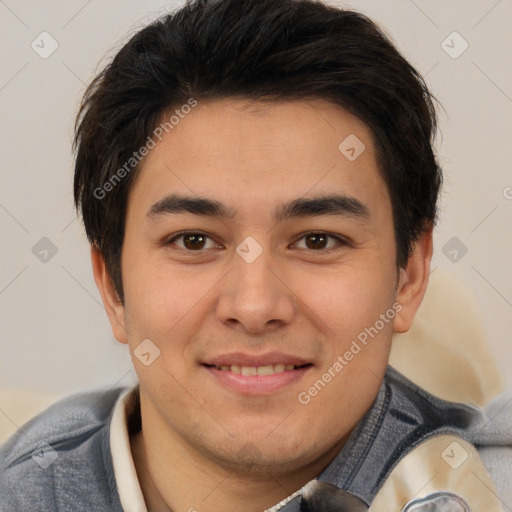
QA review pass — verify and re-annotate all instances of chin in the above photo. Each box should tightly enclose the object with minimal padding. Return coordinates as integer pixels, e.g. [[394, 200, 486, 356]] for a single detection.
[[208, 439, 312, 476]]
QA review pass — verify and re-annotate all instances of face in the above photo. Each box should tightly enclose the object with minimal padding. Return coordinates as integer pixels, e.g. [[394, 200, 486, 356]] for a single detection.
[[96, 98, 429, 476]]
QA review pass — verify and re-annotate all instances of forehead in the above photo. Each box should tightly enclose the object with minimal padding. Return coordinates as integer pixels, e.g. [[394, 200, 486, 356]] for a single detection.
[[127, 98, 391, 224]]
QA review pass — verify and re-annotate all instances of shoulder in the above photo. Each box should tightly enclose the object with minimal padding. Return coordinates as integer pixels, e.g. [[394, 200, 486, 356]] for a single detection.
[[381, 365, 482, 441], [369, 368, 507, 510], [1, 386, 124, 468], [0, 386, 128, 511], [370, 434, 505, 511]]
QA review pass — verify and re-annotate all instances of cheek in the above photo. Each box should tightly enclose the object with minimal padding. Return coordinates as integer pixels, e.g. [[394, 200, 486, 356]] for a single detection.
[[121, 254, 224, 353], [121, 254, 185, 340], [291, 260, 396, 336]]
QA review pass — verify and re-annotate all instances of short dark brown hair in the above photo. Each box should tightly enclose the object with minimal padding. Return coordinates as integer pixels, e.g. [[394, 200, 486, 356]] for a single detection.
[[74, 0, 442, 301]]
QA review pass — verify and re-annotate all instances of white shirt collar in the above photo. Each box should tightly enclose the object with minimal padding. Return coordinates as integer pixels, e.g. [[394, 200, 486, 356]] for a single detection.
[[110, 386, 148, 512]]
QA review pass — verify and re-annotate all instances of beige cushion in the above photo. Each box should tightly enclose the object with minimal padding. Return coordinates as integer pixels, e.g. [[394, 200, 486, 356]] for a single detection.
[[390, 268, 504, 407]]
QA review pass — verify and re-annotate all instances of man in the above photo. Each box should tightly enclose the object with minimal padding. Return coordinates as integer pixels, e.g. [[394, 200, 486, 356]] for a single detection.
[[0, 0, 507, 510]]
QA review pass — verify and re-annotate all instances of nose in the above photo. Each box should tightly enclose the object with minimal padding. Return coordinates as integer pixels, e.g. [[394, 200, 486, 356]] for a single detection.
[[215, 241, 296, 335]]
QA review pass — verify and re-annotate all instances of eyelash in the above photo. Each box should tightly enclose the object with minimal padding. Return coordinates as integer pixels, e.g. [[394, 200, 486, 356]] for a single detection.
[[165, 231, 348, 253]]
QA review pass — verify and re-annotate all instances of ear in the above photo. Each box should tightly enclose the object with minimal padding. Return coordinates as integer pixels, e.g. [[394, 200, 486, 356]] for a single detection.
[[394, 229, 433, 334], [91, 246, 128, 344]]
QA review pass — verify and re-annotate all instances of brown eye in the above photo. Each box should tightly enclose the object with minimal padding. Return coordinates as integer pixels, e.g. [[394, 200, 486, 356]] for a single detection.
[[167, 232, 217, 251], [182, 233, 207, 250], [305, 233, 328, 250], [294, 232, 345, 251]]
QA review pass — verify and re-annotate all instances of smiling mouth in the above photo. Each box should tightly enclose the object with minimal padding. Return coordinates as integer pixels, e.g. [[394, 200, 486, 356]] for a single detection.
[[205, 363, 312, 376]]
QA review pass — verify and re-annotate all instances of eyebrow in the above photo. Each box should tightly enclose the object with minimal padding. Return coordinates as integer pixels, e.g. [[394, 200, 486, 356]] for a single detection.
[[146, 193, 370, 222]]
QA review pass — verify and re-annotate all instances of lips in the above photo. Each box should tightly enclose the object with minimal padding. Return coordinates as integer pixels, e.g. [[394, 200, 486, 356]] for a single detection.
[[202, 352, 313, 394], [213, 363, 299, 376], [203, 352, 310, 368]]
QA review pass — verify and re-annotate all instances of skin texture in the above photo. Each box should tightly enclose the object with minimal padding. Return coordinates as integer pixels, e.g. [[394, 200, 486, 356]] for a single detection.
[[92, 98, 432, 512]]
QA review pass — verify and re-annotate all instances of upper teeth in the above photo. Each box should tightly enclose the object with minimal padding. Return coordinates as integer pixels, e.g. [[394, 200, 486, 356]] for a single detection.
[[215, 364, 296, 375]]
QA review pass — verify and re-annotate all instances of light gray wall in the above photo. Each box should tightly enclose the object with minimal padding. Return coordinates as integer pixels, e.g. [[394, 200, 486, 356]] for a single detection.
[[1, 0, 511, 397]]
